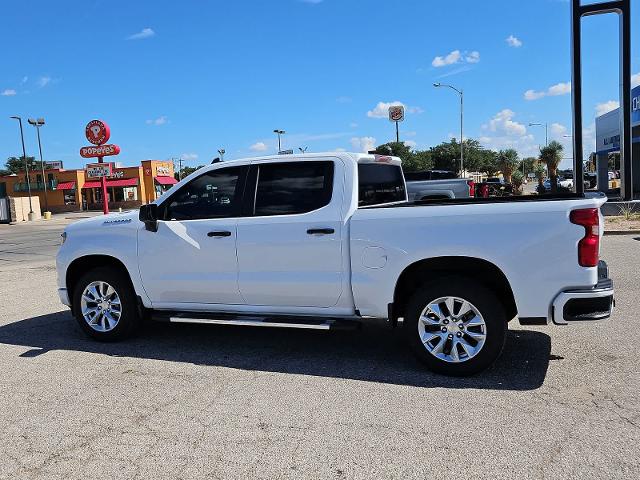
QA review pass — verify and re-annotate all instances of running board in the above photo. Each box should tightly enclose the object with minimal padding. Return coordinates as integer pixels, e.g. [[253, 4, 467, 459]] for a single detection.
[[152, 311, 360, 331]]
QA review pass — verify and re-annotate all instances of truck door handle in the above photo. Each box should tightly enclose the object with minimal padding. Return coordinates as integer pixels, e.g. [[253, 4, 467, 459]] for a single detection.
[[307, 228, 335, 235], [207, 230, 232, 237]]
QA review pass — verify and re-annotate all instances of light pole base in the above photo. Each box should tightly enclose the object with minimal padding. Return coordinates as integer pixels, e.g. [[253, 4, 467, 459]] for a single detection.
[[28, 212, 36, 222]]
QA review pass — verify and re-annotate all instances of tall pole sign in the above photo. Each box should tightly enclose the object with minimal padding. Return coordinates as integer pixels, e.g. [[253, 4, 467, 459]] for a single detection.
[[81, 119, 120, 214], [388, 105, 404, 143]]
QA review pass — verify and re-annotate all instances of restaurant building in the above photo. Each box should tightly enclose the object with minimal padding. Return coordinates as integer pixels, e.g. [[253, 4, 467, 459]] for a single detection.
[[0, 160, 177, 214]]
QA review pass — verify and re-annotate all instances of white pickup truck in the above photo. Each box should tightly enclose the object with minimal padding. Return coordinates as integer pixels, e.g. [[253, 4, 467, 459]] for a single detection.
[[56, 152, 614, 376]]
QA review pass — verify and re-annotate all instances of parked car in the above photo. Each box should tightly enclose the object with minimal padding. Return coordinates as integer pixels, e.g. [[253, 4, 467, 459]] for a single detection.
[[406, 177, 474, 200], [57, 152, 614, 376], [475, 177, 514, 197]]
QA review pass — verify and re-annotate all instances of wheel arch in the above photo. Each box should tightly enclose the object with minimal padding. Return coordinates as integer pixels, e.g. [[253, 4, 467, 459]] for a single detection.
[[66, 255, 136, 309], [392, 256, 517, 322]]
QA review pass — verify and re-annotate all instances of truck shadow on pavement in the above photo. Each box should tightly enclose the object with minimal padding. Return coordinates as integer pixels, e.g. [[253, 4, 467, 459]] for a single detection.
[[0, 311, 552, 391]]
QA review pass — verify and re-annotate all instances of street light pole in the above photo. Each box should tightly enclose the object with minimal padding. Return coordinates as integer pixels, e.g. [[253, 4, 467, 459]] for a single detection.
[[273, 129, 285, 152], [10, 116, 34, 217], [433, 83, 464, 175], [28, 118, 48, 213], [529, 122, 548, 146]]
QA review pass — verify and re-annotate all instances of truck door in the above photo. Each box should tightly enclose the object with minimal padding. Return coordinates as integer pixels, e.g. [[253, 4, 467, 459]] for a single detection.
[[236, 159, 344, 308], [138, 166, 248, 307]]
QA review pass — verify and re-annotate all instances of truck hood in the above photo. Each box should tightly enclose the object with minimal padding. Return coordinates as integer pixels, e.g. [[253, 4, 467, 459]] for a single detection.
[[64, 210, 141, 233]]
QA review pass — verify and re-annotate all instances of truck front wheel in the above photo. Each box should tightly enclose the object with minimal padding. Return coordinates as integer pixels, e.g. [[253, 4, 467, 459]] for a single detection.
[[404, 277, 507, 376], [72, 267, 140, 341]]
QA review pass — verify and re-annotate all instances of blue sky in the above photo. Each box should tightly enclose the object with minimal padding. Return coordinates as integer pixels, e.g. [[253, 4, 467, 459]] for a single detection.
[[1, 0, 638, 171]]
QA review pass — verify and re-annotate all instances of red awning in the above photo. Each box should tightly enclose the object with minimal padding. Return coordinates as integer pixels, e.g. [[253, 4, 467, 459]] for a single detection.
[[83, 178, 138, 189], [56, 181, 76, 190], [155, 176, 178, 186]]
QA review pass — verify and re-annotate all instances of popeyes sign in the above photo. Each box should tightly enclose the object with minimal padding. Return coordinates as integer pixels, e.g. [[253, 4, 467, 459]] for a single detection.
[[80, 119, 120, 158]]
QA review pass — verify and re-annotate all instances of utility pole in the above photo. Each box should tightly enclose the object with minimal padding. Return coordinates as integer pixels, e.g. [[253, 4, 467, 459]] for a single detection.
[[28, 118, 48, 213], [10, 116, 34, 218]]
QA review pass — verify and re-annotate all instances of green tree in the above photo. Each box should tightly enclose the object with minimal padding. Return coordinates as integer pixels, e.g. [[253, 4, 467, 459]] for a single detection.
[[402, 150, 434, 172], [519, 157, 537, 177], [430, 139, 462, 172], [480, 150, 500, 176], [539, 141, 564, 192], [175, 165, 205, 180], [374, 142, 434, 172], [496, 149, 519, 183], [3, 156, 38, 174], [511, 170, 525, 195], [534, 163, 546, 189], [373, 142, 412, 159]]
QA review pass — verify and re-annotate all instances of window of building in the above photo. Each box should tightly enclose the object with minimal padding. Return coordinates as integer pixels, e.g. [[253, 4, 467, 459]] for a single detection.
[[358, 163, 406, 207], [163, 166, 245, 221], [253, 161, 334, 216]]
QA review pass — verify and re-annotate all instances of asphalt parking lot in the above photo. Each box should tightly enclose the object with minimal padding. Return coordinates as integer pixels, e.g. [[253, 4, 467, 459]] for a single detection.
[[0, 218, 638, 479]]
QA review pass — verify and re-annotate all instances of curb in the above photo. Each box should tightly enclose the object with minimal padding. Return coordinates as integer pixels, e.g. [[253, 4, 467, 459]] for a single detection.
[[604, 230, 640, 236]]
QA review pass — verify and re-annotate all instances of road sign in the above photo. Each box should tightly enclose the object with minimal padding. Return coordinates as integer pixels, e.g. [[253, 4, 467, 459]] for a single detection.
[[85, 119, 111, 145], [388, 105, 405, 122], [45, 161, 63, 170], [86, 163, 114, 179], [80, 144, 121, 158], [278, 149, 294, 155]]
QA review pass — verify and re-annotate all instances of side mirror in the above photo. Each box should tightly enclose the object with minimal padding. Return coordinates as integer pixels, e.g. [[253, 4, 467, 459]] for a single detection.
[[139, 204, 159, 232]]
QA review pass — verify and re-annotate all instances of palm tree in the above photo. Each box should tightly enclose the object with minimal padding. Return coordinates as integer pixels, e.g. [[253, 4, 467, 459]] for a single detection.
[[539, 141, 564, 192], [496, 149, 519, 183]]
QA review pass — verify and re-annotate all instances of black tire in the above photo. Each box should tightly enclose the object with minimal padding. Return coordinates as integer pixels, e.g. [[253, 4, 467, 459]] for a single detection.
[[72, 266, 140, 341], [404, 276, 507, 376]]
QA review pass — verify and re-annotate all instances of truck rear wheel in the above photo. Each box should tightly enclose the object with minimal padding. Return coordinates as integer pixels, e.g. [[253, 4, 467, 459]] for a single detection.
[[404, 277, 507, 376], [72, 267, 140, 341]]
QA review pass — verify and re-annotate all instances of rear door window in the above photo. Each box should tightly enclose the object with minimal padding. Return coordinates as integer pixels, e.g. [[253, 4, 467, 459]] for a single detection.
[[358, 164, 407, 206], [253, 161, 334, 216]]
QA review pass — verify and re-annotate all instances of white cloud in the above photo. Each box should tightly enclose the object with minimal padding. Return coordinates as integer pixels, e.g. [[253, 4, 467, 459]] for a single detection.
[[21, 76, 28, 84], [524, 81, 571, 100], [146, 115, 168, 125], [550, 123, 568, 136], [250, 142, 268, 152], [180, 153, 198, 161], [432, 49, 480, 67], [632, 72, 640, 88], [548, 82, 572, 96], [484, 109, 527, 136], [37, 76, 51, 88], [465, 51, 480, 63], [404, 140, 417, 149], [127, 28, 155, 40], [350, 136, 376, 153], [595, 100, 620, 116], [334, 147, 347, 152], [1, 89, 16, 96], [506, 35, 522, 48], [367, 101, 423, 119], [524, 89, 545, 101], [432, 50, 461, 67]]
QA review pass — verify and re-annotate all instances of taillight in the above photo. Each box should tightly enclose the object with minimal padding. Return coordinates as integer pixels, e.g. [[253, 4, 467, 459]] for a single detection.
[[467, 180, 475, 197], [570, 208, 600, 267]]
